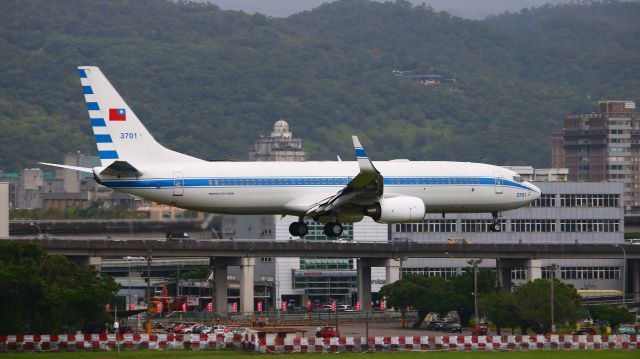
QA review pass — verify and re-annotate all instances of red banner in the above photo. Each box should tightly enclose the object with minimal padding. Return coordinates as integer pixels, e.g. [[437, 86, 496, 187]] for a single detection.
[[306, 300, 312, 310], [380, 300, 385, 311], [356, 300, 361, 312], [257, 300, 262, 313], [181, 302, 186, 312], [206, 302, 212, 313], [105, 304, 110, 312], [156, 303, 162, 314], [331, 301, 336, 312], [281, 301, 287, 313], [232, 302, 237, 313], [129, 303, 135, 311]]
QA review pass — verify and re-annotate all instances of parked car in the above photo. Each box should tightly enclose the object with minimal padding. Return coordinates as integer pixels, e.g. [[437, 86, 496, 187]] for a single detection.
[[472, 324, 488, 336], [571, 328, 597, 335], [166, 232, 193, 241], [317, 326, 339, 338], [617, 325, 637, 334], [446, 237, 471, 245], [442, 321, 463, 333], [212, 325, 227, 334], [191, 325, 212, 334], [320, 305, 334, 312], [337, 304, 355, 312]]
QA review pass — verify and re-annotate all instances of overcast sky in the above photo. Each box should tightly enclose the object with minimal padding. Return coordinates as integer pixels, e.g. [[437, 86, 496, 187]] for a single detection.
[[204, 0, 576, 19]]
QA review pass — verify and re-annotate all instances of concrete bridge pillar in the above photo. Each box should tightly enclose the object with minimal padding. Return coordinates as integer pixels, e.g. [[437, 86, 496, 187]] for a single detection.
[[357, 259, 372, 311], [496, 258, 514, 292], [213, 258, 229, 314], [240, 257, 255, 314], [0, 182, 8, 237], [527, 259, 542, 281], [631, 259, 640, 303], [70, 256, 102, 271], [386, 259, 401, 284]]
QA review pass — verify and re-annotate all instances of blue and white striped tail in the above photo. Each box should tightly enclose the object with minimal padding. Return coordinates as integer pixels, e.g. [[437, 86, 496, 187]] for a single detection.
[[77, 66, 203, 167]]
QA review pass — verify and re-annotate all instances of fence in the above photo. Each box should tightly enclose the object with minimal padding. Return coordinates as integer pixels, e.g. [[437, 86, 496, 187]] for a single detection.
[[1, 333, 638, 353]]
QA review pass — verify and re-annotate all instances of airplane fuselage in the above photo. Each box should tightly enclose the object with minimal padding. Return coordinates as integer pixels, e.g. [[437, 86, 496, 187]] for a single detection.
[[98, 160, 539, 217]]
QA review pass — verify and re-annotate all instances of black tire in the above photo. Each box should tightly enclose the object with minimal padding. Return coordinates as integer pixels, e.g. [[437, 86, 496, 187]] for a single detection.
[[289, 221, 308, 237], [323, 222, 343, 237]]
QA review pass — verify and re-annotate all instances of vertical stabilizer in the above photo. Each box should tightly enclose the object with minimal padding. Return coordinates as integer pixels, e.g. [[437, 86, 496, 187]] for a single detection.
[[78, 66, 203, 167]]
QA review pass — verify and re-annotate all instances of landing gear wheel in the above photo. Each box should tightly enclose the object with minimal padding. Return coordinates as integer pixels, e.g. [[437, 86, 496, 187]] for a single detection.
[[289, 221, 308, 237], [490, 212, 501, 232], [323, 222, 343, 237]]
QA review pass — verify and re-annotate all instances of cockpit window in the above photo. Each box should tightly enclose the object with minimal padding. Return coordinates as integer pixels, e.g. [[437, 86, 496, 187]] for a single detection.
[[513, 176, 524, 183]]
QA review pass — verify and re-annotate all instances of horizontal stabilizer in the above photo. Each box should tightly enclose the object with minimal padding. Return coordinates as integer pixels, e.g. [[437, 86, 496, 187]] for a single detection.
[[38, 162, 93, 173], [100, 160, 142, 178]]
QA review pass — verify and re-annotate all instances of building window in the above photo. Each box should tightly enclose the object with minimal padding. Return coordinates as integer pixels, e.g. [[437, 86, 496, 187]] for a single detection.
[[528, 194, 556, 207], [510, 220, 556, 232], [395, 220, 457, 233], [560, 266, 620, 280], [461, 219, 506, 232], [401, 267, 459, 279], [559, 194, 619, 207], [260, 257, 273, 263], [560, 220, 620, 232], [511, 268, 526, 280]]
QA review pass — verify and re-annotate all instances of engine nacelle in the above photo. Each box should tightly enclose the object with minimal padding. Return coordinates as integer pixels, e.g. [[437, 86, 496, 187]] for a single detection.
[[364, 196, 426, 223]]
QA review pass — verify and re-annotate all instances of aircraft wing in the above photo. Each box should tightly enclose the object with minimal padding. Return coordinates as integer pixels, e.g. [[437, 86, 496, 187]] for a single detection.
[[306, 136, 383, 217]]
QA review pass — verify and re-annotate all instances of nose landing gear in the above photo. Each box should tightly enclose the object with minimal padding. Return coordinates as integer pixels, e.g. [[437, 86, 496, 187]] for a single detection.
[[490, 212, 502, 232]]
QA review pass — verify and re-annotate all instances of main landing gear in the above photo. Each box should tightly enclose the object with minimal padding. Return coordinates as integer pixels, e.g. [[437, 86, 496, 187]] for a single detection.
[[323, 222, 343, 237], [289, 218, 308, 237], [288, 218, 344, 237], [490, 212, 502, 232]]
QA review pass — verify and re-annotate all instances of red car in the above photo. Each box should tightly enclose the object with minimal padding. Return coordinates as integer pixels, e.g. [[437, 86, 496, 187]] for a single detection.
[[472, 324, 488, 336], [317, 326, 340, 338]]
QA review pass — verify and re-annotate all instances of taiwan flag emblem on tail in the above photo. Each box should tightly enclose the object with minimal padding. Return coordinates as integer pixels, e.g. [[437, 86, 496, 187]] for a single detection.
[[109, 108, 126, 121]]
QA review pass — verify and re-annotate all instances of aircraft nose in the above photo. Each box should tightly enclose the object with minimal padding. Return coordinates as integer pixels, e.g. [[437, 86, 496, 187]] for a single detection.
[[527, 182, 541, 199]]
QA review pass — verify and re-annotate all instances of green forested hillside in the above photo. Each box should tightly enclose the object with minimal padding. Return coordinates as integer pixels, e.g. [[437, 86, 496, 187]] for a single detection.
[[0, 0, 638, 171]]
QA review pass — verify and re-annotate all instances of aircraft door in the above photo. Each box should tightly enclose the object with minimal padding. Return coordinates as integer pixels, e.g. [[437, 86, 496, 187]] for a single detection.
[[173, 172, 184, 196], [493, 171, 503, 194]]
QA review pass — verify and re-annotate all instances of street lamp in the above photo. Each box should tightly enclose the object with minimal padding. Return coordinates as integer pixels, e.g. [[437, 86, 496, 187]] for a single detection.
[[614, 244, 626, 306], [548, 263, 559, 333], [467, 258, 483, 323], [123, 256, 145, 309]]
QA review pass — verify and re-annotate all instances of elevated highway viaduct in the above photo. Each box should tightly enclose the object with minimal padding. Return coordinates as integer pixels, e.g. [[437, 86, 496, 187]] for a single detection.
[[5, 238, 640, 313]]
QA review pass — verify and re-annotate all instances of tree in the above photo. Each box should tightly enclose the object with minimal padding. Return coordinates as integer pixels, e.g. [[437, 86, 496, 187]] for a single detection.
[[588, 305, 635, 331], [513, 279, 581, 334], [478, 288, 519, 335], [0, 241, 119, 334], [380, 275, 459, 328], [450, 268, 497, 325]]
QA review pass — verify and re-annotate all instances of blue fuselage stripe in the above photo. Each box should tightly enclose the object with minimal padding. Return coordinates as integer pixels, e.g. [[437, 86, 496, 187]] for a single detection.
[[82, 85, 94, 94], [100, 176, 535, 192], [86, 102, 100, 111], [78, 69, 87, 78]]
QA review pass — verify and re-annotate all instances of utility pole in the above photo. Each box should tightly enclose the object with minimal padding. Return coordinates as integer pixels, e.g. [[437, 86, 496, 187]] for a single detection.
[[467, 259, 483, 323], [548, 263, 559, 333], [210, 256, 215, 326], [146, 250, 152, 334]]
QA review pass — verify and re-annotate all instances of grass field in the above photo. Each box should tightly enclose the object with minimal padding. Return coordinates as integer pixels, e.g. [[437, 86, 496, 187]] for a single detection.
[[1, 350, 638, 359]]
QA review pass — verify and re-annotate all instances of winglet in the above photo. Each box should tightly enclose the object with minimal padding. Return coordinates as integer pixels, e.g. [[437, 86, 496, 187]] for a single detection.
[[352, 136, 377, 173]]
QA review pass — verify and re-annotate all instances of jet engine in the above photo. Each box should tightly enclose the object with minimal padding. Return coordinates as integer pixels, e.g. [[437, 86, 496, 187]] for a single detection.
[[364, 196, 426, 223]]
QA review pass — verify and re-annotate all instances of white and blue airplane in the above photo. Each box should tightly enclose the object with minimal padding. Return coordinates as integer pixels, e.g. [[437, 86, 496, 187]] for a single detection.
[[41, 66, 541, 237]]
